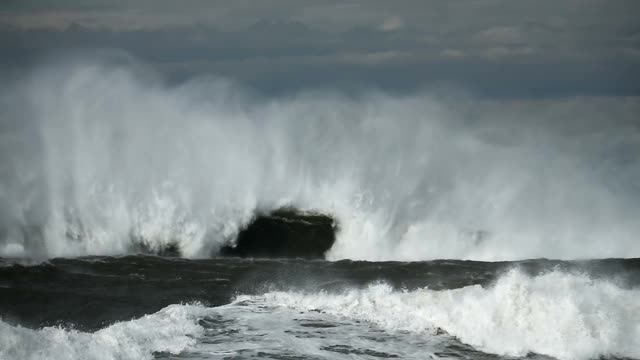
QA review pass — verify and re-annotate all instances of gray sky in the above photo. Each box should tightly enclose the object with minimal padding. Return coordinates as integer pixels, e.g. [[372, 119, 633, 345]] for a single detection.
[[1, 0, 639, 96]]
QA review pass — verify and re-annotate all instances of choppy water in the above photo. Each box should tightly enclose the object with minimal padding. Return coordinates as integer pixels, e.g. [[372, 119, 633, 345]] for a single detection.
[[1, 256, 639, 360]]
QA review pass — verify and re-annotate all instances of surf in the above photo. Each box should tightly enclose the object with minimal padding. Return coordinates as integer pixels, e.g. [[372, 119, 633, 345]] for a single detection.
[[251, 269, 640, 360], [1, 57, 640, 261], [0, 303, 208, 360], [2, 267, 637, 360]]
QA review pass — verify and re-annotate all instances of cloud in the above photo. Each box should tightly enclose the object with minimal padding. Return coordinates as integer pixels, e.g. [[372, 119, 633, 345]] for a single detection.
[[475, 26, 524, 44], [441, 49, 465, 58], [482, 46, 535, 59], [1, 1, 639, 97], [380, 16, 404, 32]]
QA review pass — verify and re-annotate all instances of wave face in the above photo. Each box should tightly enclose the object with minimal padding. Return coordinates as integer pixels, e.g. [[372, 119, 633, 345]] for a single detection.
[[1, 56, 640, 260], [256, 269, 640, 360]]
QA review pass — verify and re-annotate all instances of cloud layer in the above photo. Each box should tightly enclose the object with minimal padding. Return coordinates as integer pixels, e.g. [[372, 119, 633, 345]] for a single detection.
[[1, 0, 639, 96]]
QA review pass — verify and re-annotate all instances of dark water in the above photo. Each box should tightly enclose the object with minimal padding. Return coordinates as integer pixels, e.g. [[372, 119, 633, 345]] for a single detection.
[[1, 256, 639, 360]]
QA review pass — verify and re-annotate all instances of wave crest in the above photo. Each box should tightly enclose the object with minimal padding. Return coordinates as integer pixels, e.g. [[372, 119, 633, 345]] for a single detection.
[[1, 58, 640, 260], [0, 303, 208, 360], [255, 269, 640, 360]]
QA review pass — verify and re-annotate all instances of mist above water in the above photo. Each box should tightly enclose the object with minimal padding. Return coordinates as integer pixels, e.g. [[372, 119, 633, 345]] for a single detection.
[[1, 56, 639, 260]]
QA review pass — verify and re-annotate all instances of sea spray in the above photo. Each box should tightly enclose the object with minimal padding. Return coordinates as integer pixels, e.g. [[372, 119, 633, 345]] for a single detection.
[[1, 58, 640, 260]]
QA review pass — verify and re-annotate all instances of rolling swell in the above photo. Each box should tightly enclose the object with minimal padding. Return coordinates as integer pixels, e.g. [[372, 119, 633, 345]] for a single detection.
[[1, 57, 640, 260]]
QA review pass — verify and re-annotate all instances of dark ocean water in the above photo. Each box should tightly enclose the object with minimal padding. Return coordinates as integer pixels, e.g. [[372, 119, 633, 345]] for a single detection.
[[1, 256, 639, 360]]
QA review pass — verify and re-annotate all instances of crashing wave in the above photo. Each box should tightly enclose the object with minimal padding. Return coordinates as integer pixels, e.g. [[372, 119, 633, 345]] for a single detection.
[[252, 269, 640, 360], [0, 303, 209, 360], [1, 58, 640, 260]]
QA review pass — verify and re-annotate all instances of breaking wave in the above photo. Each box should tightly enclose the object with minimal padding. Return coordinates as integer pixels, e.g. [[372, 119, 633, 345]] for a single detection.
[[1, 55, 640, 260], [254, 269, 640, 360], [3, 269, 637, 360], [0, 303, 208, 360]]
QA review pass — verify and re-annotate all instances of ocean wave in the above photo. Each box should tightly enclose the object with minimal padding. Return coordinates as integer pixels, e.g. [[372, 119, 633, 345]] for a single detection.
[[2, 268, 638, 360], [0, 303, 208, 360], [252, 269, 640, 360], [1, 58, 640, 260]]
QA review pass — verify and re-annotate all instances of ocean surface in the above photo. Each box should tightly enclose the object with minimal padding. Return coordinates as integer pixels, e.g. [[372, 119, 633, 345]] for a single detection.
[[1, 256, 639, 360], [2, 61, 640, 359]]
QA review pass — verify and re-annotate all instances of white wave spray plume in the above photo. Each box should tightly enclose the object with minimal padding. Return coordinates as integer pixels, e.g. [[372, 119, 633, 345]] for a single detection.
[[1, 54, 639, 260]]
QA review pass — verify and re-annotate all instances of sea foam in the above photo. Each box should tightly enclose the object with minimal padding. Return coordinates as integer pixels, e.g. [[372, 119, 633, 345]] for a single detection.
[[2, 270, 638, 360], [0, 304, 208, 360], [254, 269, 640, 360]]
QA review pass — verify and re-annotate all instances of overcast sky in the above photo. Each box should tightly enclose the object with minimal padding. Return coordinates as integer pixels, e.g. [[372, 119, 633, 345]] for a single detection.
[[1, 0, 639, 97]]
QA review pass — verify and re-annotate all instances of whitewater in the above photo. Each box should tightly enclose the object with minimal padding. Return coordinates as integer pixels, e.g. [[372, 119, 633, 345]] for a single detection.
[[1, 57, 640, 260], [2, 268, 638, 360]]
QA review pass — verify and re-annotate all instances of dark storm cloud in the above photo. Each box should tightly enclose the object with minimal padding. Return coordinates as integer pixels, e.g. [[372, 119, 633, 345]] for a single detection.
[[1, 0, 639, 96]]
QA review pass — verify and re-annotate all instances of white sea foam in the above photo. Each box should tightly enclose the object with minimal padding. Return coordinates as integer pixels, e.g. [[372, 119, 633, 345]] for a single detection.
[[0, 303, 209, 360], [254, 269, 640, 360], [1, 56, 640, 260], [1, 271, 638, 360]]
